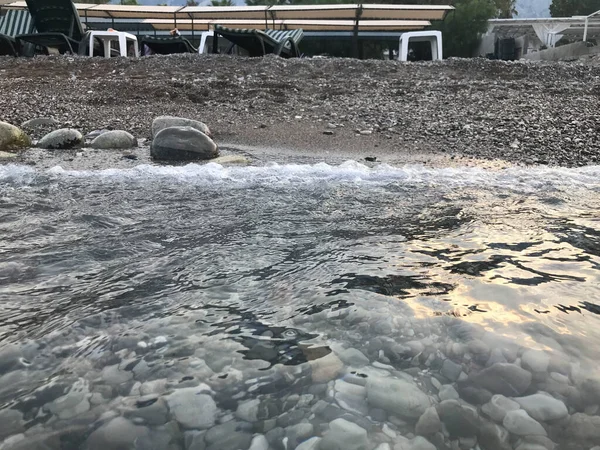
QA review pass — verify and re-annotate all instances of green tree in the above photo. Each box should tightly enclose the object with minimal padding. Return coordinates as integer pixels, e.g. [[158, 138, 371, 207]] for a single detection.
[[211, 0, 235, 5], [78, 0, 111, 4], [433, 0, 496, 57], [550, 0, 600, 16], [187, 0, 200, 6], [122, 0, 139, 5]]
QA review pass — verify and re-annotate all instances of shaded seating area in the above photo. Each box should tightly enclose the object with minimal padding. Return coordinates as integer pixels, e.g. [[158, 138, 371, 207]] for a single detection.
[[0, 8, 33, 56], [213, 24, 303, 58], [140, 35, 197, 55], [15, 0, 86, 55]]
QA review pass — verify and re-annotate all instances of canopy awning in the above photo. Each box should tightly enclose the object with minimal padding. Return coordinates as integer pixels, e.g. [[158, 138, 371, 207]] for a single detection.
[[144, 18, 429, 32], [1, 2, 452, 23]]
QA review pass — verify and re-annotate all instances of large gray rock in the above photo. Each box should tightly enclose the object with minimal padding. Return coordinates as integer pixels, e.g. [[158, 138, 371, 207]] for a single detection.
[[0, 409, 24, 440], [503, 409, 547, 436], [0, 121, 30, 151], [470, 363, 532, 396], [152, 115, 211, 138], [514, 392, 568, 421], [166, 388, 217, 429], [37, 128, 83, 150], [481, 394, 521, 423], [563, 413, 600, 442], [85, 417, 149, 450], [415, 406, 441, 436], [21, 117, 59, 129], [436, 400, 480, 438], [367, 377, 431, 419], [521, 350, 550, 373], [151, 126, 218, 161], [91, 130, 136, 149], [319, 418, 368, 450]]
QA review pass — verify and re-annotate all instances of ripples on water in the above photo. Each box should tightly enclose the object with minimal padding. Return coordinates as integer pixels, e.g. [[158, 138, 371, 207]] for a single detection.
[[0, 161, 599, 449]]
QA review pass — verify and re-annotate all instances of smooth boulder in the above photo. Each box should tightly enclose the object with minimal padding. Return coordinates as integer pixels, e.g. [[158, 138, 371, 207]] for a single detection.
[[0, 121, 30, 151], [503, 409, 547, 436], [150, 126, 218, 161], [152, 115, 211, 138], [166, 388, 217, 429], [469, 363, 532, 396], [319, 418, 368, 450], [514, 392, 568, 422], [366, 377, 431, 419], [37, 128, 83, 150], [91, 130, 136, 149]]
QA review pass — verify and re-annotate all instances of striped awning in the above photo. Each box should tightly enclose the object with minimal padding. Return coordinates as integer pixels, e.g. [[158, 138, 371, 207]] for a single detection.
[[0, 8, 32, 36]]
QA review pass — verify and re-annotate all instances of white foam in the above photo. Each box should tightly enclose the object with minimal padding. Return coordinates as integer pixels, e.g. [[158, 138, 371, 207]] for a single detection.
[[1, 161, 599, 192]]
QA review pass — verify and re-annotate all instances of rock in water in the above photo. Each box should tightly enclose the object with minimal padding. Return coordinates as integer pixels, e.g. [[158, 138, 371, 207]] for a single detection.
[[150, 126, 218, 161], [319, 418, 368, 450], [415, 406, 441, 436], [37, 129, 83, 150], [0, 121, 31, 151], [166, 388, 217, 429], [562, 412, 600, 442], [91, 130, 137, 149], [503, 409, 547, 436], [481, 394, 520, 423], [469, 363, 532, 396], [85, 417, 149, 450], [514, 392, 568, 421], [521, 350, 550, 373], [310, 352, 343, 383], [211, 155, 251, 165], [366, 377, 431, 419], [152, 115, 211, 138], [436, 400, 480, 438]]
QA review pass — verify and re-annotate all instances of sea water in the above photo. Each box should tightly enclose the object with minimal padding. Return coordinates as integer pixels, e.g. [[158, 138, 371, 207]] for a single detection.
[[0, 161, 599, 450]]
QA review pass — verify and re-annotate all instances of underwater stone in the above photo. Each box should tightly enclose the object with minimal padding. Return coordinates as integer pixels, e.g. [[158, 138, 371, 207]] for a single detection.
[[366, 377, 431, 419], [522, 350, 550, 373], [503, 409, 547, 436], [481, 394, 521, 423], [166, 388, 217, 429], [514, 392, 568, 422], [470, 363, 532, 396], [415, 406, 441, 436], [319, 418, 368, 450]]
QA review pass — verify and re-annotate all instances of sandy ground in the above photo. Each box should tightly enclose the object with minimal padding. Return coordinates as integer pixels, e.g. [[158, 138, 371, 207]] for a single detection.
[[1, 54, 599, 169]]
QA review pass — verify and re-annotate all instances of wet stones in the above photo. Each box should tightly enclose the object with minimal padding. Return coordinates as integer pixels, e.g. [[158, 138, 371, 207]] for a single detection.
[[562, 412, 600, 443], [440, 359, 463, 381], [0, 121, 30, 151], [366, 377, 431, 419], [337, 347, 370, 368], [37, 128, 83, 150], [85, 417, 149, 450], [310, 352, 344, 383], [503, 409, 547, 437], [469, 363, 532, 396], [0, 409, 24, 440], [514, 392, 568, 422], [90, 130, 137, 149], [151, 115, 212, 139], [320, 418, 369, 450], [521, 350, 550, 373], [436, 400, 480, 438], [415, 406, 441, 436], [481, 394, 520, 423], [166, 388, 217, 429], [150, 126, 218, 161]]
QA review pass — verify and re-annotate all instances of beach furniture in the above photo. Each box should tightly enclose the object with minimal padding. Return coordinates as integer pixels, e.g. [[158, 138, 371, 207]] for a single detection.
[[140, 35, 197, 55], [88, 30, 139, 57], [0, 9, 34, 56], [15, 0, 87, 55], [212, 24, 303, 58]]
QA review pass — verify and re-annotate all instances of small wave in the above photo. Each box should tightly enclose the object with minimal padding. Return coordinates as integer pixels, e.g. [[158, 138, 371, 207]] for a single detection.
[[1, 161, 600, 191]]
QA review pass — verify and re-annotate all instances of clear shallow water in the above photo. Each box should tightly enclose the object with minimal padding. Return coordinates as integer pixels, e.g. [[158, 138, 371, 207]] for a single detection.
[[0, 161, 600, 450]]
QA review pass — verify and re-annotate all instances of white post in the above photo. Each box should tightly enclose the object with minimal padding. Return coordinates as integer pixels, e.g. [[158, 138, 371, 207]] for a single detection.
[[584, 17, 589, 42]]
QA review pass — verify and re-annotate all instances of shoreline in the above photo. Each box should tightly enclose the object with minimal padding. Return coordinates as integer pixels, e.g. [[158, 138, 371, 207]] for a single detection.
[[1, 54, 599, 169]]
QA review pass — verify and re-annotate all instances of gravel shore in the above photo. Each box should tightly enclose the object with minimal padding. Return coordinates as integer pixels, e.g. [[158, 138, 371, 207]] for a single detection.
[[1, 54, 600, 167]]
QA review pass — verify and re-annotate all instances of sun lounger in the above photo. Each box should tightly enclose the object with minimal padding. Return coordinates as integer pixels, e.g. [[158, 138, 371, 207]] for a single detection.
[[15, 0, 86, 55], [213, 25, 303, 58], [140, 35, 197, 55], [0, 9, 34, 56]]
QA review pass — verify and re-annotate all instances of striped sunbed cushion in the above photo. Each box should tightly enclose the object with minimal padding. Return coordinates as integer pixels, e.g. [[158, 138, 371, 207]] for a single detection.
[[215, 25, 303, 53], [265, 29, 304, 46], [0, 9, 34, 37]]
